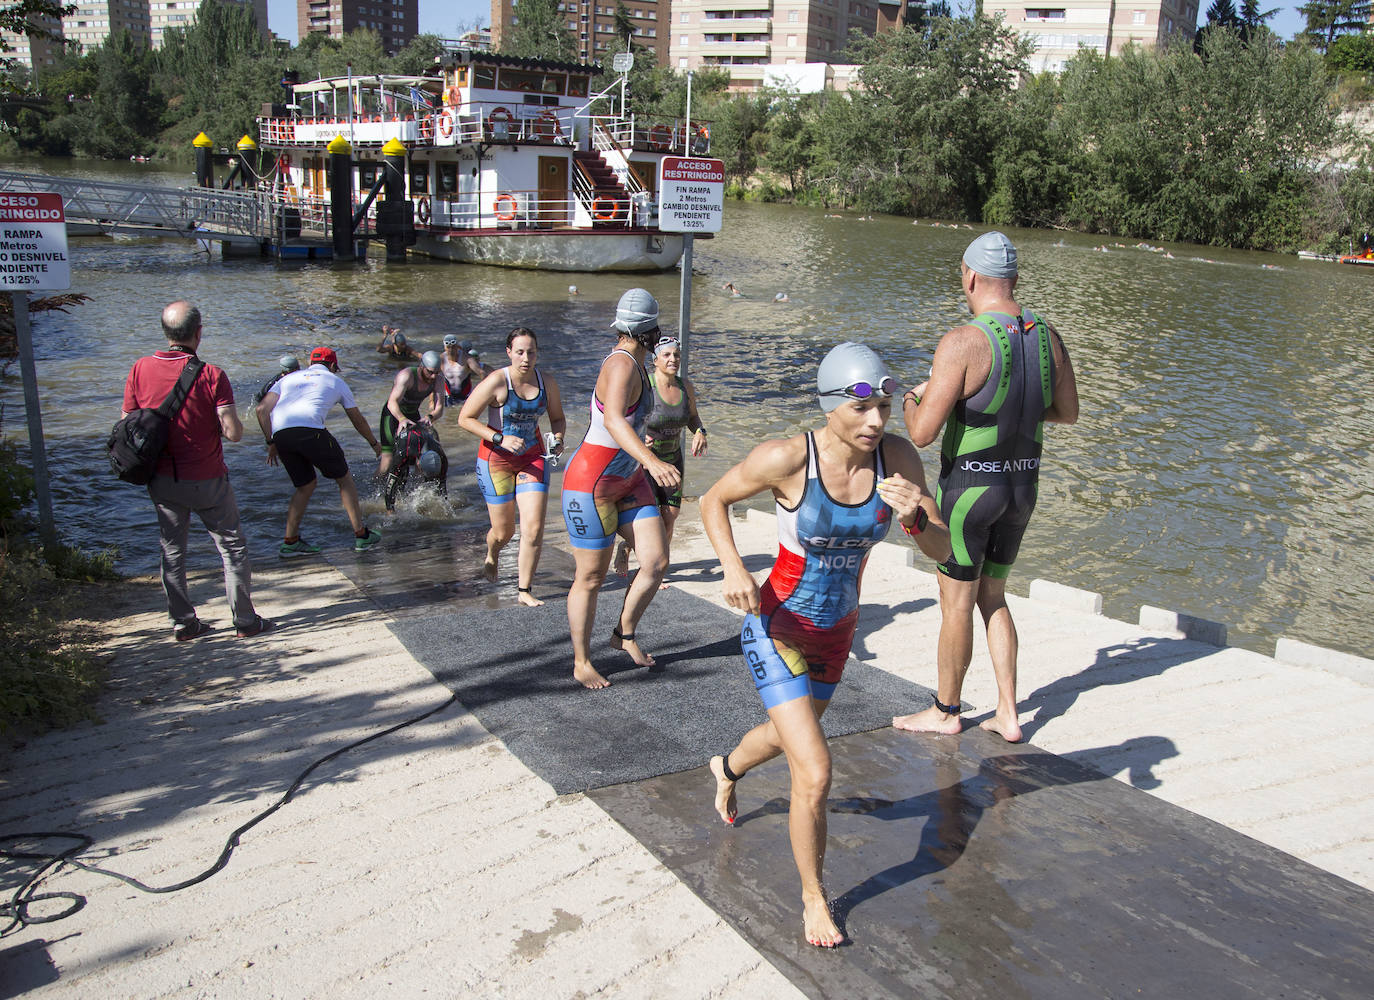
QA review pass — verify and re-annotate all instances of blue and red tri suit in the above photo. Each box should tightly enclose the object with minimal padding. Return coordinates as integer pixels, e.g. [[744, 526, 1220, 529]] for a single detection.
[[742, 431, 892, 708]]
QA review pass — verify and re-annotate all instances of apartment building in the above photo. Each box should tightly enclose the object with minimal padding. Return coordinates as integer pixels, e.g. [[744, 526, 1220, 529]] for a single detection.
[[670, 0, 884, 90], [489, 0, 669, 68], [1, 13, 65, 74], [152, 0, 269, 48], [61, 0, 152, 53], [983, 0, 1198, 74], [299, 0, 419, 54]]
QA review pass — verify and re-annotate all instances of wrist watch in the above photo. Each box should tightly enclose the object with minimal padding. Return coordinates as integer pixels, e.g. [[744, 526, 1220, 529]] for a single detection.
[[491, 431, 504, 447]]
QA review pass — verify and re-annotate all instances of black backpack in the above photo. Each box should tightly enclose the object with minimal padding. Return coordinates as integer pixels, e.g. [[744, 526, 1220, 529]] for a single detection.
[[108, 358, 205, 485]]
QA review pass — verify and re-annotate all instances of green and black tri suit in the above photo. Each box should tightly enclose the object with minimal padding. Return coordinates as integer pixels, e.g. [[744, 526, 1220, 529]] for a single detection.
[[936, 308, 1055, 581], [644, 373, 691, 508], [378, 367, 439, 449]]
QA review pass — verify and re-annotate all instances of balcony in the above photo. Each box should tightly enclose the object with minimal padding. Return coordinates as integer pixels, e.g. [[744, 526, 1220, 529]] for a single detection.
[[701, 38, 770, 57]]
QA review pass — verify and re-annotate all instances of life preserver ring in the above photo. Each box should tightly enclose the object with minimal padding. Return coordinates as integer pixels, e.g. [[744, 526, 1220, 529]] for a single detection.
[[416, 197, 430, 224], [445, 85, 461, 107], [437, 110, 454, 138], [487, 106, 513, 136], [592, 197, 619, 221], [694, 123, 710, 150], [278, 152, 291, 171], [418, 115, 433, 140], [535, 110, 561, 139], [650, 124, 672, 151], [493, 194, 518, 221]]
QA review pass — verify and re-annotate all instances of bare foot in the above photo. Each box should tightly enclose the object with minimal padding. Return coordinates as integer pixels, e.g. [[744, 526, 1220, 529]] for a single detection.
[[573, 660, 611, 689], [892, 703, 963, 735], [979, 711, 1023, 743], [613, 542, 630, 578], [708, 755, 738, 824], [658, 579, 671, 590], [482, 556, 498, 582], [517, 589, 544, 608], [611, 629, 656, 667], [803, 893, 844, 948]]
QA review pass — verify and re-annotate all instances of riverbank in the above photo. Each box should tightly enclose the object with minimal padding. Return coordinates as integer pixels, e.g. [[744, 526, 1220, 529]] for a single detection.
[[2, 502, 1370, 997]]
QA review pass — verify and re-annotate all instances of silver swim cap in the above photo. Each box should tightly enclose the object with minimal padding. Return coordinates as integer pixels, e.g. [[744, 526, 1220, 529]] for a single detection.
[[420, 350, 442, 372], [653, 337, 680, 359], [816, 342, 895, 413], [393, 332, 407, 345], [963, 231, 1018, 279], [418, 448, 443, 479], [279, 354, 300, 373], [611, 288, 659, 337]]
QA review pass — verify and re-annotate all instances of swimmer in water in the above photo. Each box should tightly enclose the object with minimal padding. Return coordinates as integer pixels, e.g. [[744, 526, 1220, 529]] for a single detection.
[[700, 343, 950, 948], [774, 292, 790, 303], [560, 289, 681, 688], [377, 325, 421, 362], [458, 327, 567, 606], [723, 281, 743, 297]]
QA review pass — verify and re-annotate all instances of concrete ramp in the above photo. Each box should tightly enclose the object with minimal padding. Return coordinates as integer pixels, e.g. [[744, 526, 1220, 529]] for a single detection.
[[590, 726, 1373, 1000]]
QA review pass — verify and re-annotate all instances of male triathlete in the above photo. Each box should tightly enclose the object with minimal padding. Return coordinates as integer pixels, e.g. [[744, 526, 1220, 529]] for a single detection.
[[893, 231, 1079, 743]]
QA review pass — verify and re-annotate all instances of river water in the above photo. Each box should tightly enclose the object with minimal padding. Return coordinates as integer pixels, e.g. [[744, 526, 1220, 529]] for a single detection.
[[3, 158, 1372, 659]]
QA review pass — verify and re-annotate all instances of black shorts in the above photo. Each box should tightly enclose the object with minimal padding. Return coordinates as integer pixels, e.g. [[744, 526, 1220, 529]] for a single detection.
[[273, 427, 350, 488], [937, 481, 1037, 582]]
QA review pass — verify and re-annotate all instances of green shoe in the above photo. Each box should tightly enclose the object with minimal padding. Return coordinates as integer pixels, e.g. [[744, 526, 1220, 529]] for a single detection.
[[354, 528, 382, 552], [279, 539, 321, 558]]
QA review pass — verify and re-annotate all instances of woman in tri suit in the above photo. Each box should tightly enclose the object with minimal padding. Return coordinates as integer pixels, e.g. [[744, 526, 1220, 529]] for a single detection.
[[458, 328, 566, 607], [699, 342, 951, 948], [560, 289, 681, 690]]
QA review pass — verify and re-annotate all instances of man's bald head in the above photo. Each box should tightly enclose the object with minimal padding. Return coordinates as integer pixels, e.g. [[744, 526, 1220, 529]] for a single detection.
[[161, 301, 202, 345]]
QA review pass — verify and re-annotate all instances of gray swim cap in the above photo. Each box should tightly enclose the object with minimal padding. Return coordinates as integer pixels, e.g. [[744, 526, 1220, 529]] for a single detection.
[[653, 337, 680, 359], [418, 448, 443, 479], [394, 332, 407, 345], [963, 231, 1018, 279], [611, 288, 659, 337], [443, 334, 458, 346], [816, 342, 894, 413], [420, 350, 442, 372], [279, 354, 300, 373]]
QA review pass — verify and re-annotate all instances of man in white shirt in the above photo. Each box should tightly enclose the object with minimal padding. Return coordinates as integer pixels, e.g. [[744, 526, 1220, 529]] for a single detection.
[[256, 347, 385, 556]]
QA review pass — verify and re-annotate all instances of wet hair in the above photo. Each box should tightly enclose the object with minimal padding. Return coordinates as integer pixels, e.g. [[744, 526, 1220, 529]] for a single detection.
[[506, 326, 538, 349], [161, 301, 201, 342], [623, 325, 660, 349]]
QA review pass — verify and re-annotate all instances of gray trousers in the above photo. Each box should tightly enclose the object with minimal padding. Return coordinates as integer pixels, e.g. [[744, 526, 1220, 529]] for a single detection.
[[148, 474, 255, 629]]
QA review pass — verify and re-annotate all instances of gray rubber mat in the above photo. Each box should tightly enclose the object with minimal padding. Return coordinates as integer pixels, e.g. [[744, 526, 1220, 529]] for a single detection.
[[386, 583, 933, 795], [590, 727, 1374, 1000]]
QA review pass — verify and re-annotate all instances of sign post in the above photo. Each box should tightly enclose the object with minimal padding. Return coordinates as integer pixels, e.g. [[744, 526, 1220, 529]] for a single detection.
[[657, 156, 725, 376], [1, 192, 72, 550]]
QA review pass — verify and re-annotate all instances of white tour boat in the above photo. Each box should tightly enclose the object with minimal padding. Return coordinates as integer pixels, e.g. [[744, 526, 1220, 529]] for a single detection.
[[256, 50, 710, 272]]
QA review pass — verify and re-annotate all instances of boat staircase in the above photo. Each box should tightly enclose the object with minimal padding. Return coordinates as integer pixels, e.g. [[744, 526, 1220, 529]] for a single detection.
[[572, 151, 630, 228], [0, 169, 352, 257]]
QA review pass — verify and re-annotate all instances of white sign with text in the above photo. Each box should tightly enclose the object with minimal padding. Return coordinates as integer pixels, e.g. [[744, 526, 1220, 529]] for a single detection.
[[657, 157, 725, 234], [0, 192, 70, 291]]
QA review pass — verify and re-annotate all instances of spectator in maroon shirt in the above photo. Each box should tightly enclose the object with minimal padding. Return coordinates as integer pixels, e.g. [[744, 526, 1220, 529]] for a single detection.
[[121, 301, 271, 641]]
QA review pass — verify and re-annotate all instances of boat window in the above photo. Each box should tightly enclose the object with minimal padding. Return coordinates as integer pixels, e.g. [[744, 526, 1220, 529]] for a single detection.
[[453, 67, 468, 87], [501, 69, 545, 93], [542, 72, 565, 94], [358, 163, 379, 190], [437, 163, 458, 194], [474, 66, 497, 89], [568, 75, 589, 97], [410, 165, 429, 194]]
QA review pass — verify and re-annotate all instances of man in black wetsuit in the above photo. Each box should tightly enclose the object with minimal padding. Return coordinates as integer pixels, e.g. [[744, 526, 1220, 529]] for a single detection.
[[893, 231, 1079, 743], [376, 350, 444, 481]]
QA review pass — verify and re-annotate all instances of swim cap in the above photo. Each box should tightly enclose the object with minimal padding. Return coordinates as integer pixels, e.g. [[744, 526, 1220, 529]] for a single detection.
[[394, 332, 407, 345], [418, 448, 443, 479], [962, 231, 1018, 279], [443, 334, 458, 346], [279, 354, 300, 373], [816, 342, 894, 413], [611, 288, 659, 337], [420, 350, 442, 372], [653, 337, 680, 359]]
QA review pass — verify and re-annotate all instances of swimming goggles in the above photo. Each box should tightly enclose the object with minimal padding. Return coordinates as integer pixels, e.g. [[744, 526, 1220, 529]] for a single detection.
[[818, 376, 898, 401]]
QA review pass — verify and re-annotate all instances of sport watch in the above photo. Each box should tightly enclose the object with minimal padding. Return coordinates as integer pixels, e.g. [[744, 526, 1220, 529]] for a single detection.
[[491, 431, 504, 447]]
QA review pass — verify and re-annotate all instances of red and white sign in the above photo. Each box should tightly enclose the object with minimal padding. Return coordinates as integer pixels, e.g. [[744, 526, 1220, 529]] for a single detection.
[[657, 156, 725, 234], [0, 192, 70, 291]]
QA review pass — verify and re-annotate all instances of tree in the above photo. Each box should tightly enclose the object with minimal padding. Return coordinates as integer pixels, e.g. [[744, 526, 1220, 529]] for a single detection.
[[46, 30, 163, 158], [1298, 0, 1372, 52], [500, 0, 580, 62], [0, 0, 75, 95], [1327, 31, 1374, 73]]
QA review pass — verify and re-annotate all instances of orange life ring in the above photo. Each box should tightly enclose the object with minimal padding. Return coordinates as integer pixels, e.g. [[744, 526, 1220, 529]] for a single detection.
[[418, 115, 433, 140], [437, 110, 454, 137], [445, 85, 461, 106], [416, 197, 430, 224], [592, 197, 619, 221], [650, 124, 671, 151], [493, 194, 518, 221], [534, 110, 562, 139], [487, 106, 513, 136], [278, 152, 291, 170]]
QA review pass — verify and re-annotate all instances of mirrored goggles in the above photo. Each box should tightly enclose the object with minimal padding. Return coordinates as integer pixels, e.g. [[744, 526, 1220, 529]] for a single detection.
[[818, 375, 898, 401]]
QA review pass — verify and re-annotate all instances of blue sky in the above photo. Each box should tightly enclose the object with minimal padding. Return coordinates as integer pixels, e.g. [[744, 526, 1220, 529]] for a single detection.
[[264, 1, 1311, 47]]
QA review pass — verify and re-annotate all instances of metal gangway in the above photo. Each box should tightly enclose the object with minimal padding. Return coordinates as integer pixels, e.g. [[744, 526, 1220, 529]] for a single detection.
[[0, 170, 337, 254]]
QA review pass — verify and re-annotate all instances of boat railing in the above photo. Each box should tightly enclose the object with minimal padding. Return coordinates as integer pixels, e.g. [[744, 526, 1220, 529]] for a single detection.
[[419, 189, 577, 230], [611, 115, 711, 157], [258, 101, 579, 149]]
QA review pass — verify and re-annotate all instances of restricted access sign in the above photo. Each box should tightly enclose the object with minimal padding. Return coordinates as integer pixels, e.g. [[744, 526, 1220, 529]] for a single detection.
[[0, 192, 70, 291], [657, 156, 725, 234]]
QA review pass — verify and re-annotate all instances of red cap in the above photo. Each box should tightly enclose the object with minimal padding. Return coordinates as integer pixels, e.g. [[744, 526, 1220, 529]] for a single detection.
[[310, 347, 339, 370]]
